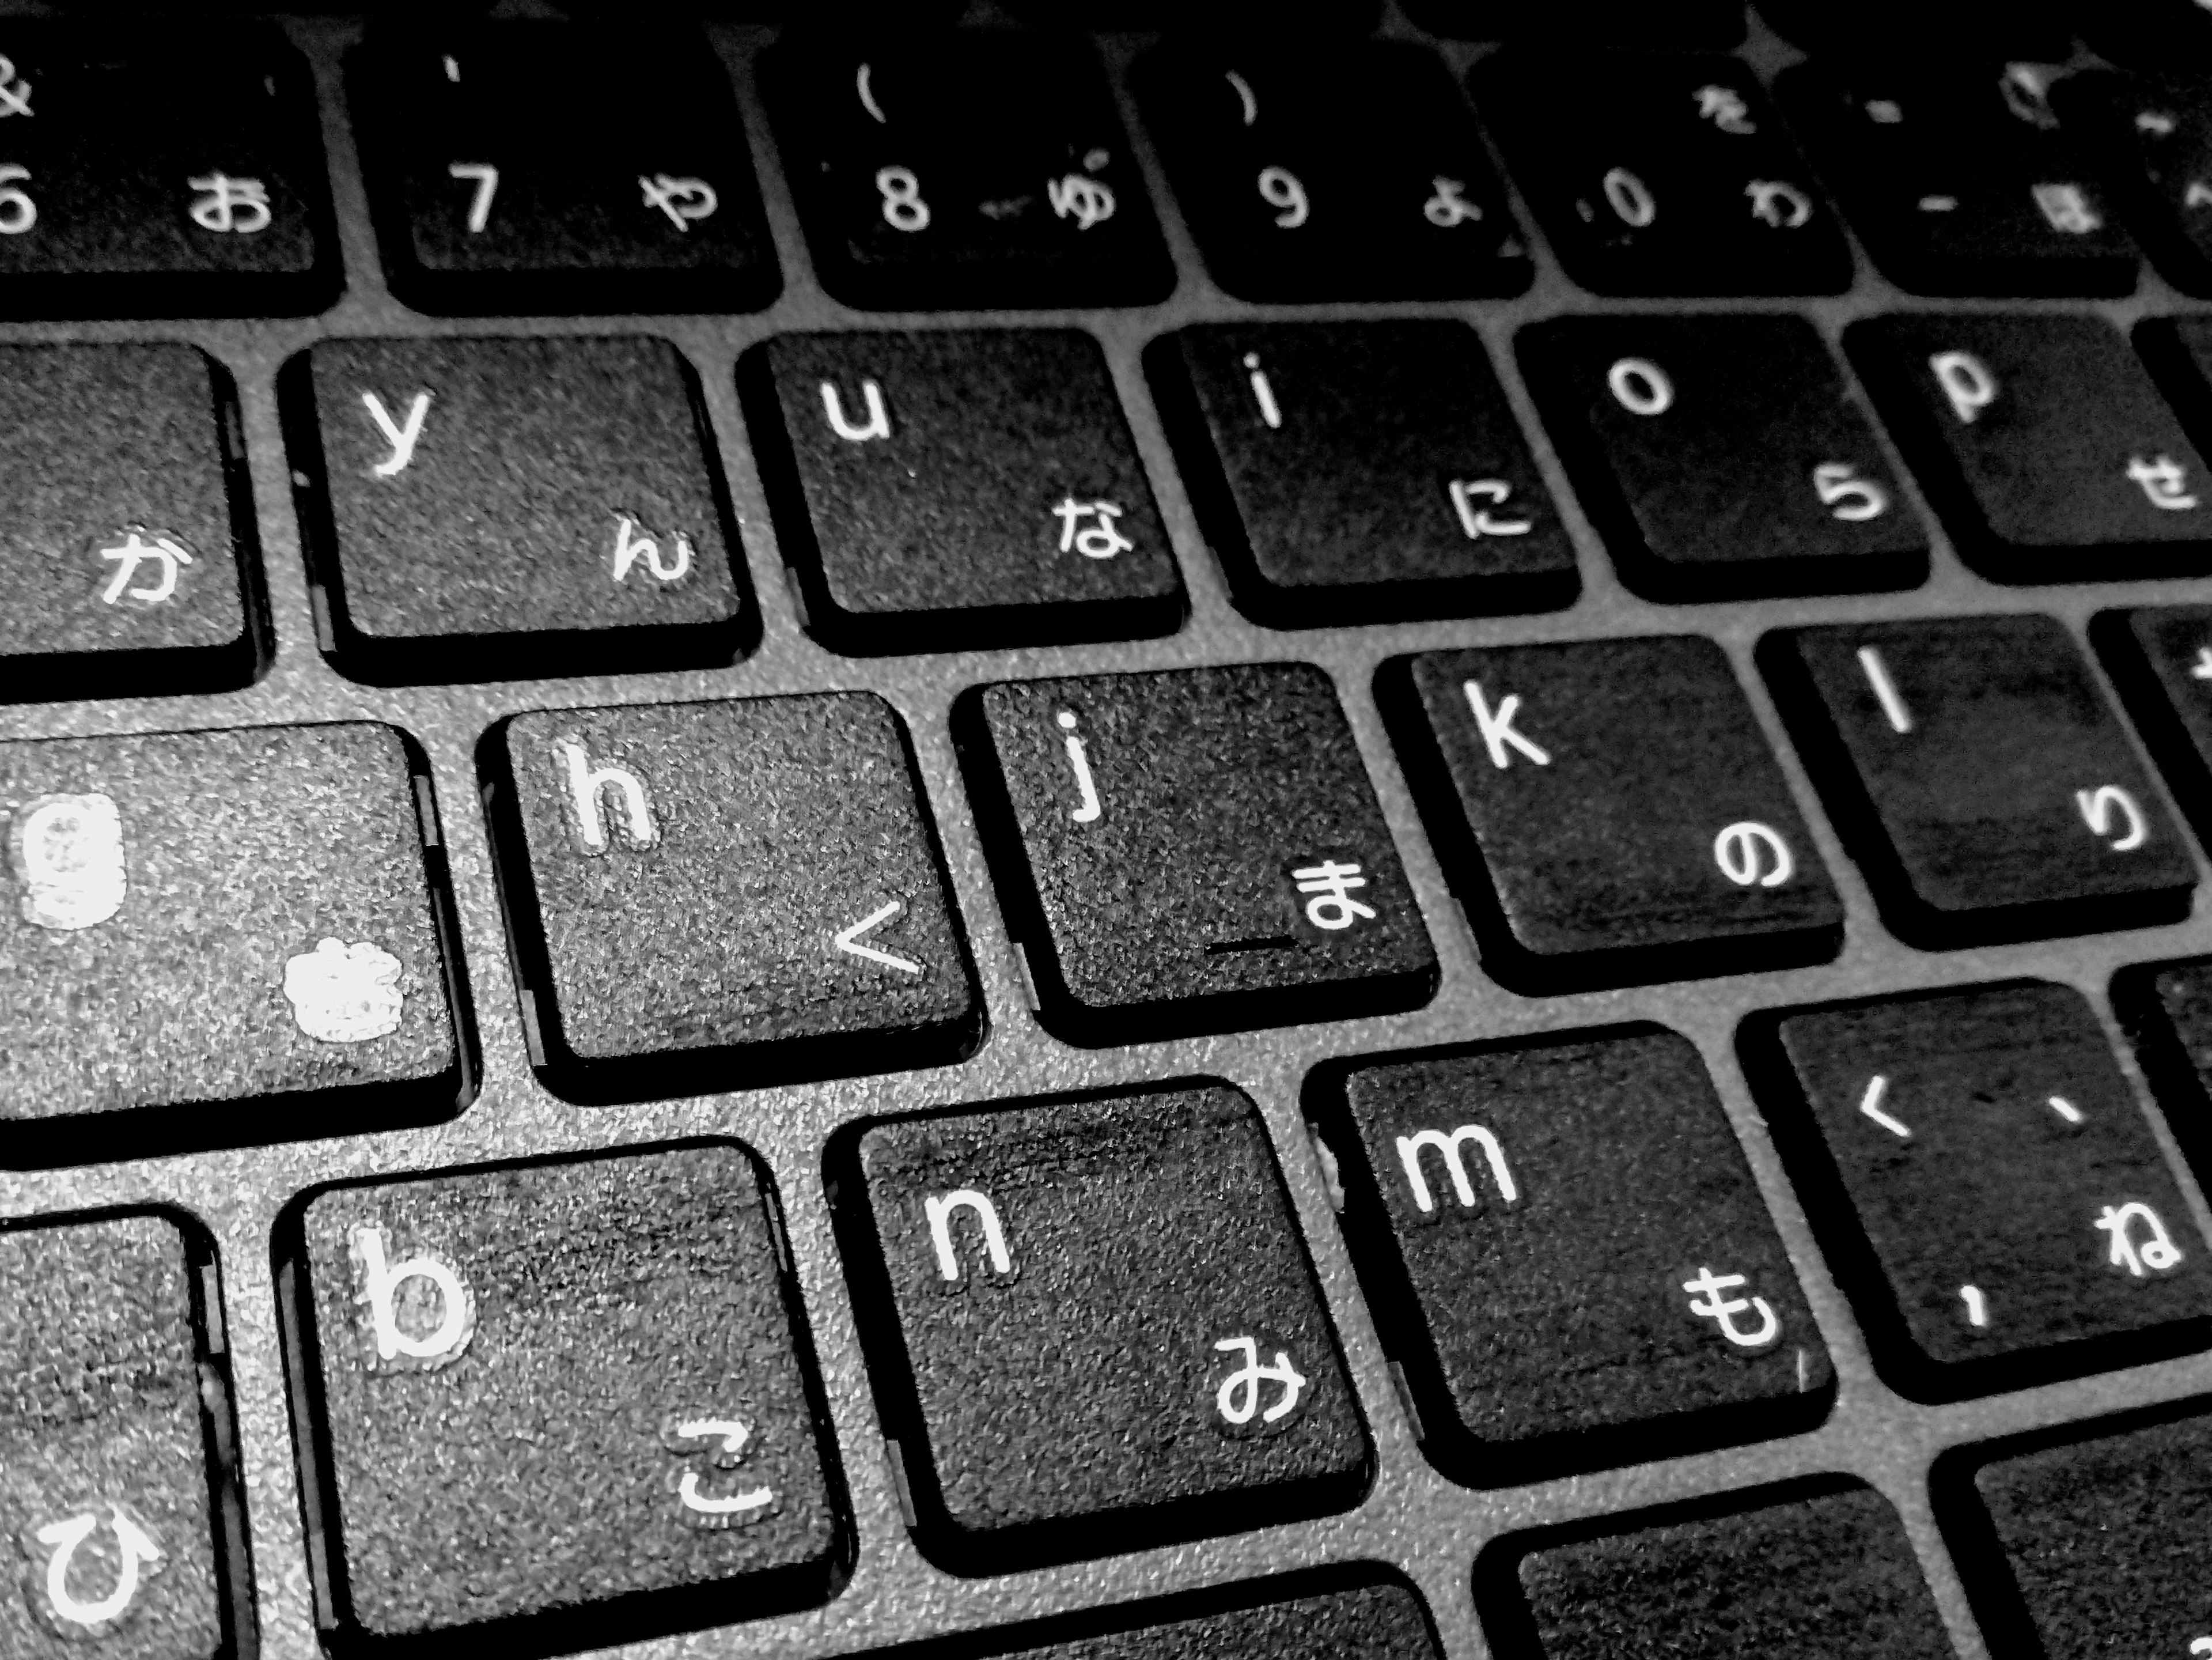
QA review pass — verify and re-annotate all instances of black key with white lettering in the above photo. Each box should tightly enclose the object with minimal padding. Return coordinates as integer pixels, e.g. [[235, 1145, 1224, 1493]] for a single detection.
[[2055, 73, 2212, 298], [2116, 952, 2212, 1182], [1484, 1484, 1953, 1659], [1328, 1027, 1831, 1487], [1848, 315, 2212, 581], [1389, 637, 1842, 993], [1149, 322, 1575, 626], [836, 1084, 1368, 1572], [1778, 63, 2137, 297], [979, 1579, 1441, 1660], [349, 25, 778, 315], [762, 34, 1170, 309], [282, 335, 751, 684], [1945, 1409, 2212, 1657], [0, 27, 336, 316], [1765, 616, 2195, 947], [1, 723, 467, 1166], [1518, 316, 1925, 600], [1474, 52, 1850, 296], [1134, 43, 1527, 302], [741, 330, 1183, 654], [283, 1143, 843, 1651], [958, 664, 1437, 1046], [0, 344, 264, 704], [2096, 603, 2212, 843], [486, 694, 979, 1103], [1750, 982, 2212, 1401], [2, 1212, 244, 1658]]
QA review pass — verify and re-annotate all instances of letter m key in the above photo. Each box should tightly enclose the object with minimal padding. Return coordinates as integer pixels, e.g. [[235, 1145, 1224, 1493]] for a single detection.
[[1395, 1124, 1518, 1218]]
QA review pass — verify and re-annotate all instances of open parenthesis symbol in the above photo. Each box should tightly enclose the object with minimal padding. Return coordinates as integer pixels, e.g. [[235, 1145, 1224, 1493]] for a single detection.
[[25, 1503, 165, 1633]]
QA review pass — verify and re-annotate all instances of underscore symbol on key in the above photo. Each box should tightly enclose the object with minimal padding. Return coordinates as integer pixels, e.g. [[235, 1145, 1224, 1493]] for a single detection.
[[362, 391, 431, 477], [1057, 710, 1103, 823], [1858, 1073, 1911, 1139], [834, 899, 922, 975], [1857, 645, 1914, 734]]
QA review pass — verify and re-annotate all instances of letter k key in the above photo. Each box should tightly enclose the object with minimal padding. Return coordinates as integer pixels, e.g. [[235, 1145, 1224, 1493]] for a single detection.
[[1462, 680, 1551, 770]]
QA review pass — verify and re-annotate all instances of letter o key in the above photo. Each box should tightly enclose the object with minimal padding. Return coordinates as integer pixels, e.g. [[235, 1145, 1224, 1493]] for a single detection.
[[1607, 357, 1673, 417], [1713, 820, 1794, 888]]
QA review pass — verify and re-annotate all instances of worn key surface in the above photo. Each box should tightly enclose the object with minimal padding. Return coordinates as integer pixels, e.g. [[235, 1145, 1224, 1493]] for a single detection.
[[1945, 1408, 2212, 1658], [283, 335, 751, 684], [1517, 315, 1924, 600], [838, 1084, 1370, 1572], [1134, 43, 1528, 302], [0, 343, 263, 704], [1753, 981, 2212, 1401], [742, 329, 1183, 654], [1765, 615, 2195, 947], [1149, 321, 1577, 626], [1391, 637, 1842, 992], [1, 1212, 240, 1659], [961, 1578, 1441, 1659], [1328, 1027, 1831, 1486], [349, 24, 779, 315], [2059, 73, 2212, 300], [1487, 1484, 1953, 1659], [0, 27, 336, 316], [1, 722, 465, 1164], [1849, 314, 2212, 581], [285, 1143, 843, 1650], [762, 33, 1171, 309], [959, 663, 1437, 1046], [486, 693, 980, 1102]]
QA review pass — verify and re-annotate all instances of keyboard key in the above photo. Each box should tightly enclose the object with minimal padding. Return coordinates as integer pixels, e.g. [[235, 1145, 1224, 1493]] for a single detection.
[[283, 335, 751, 684], [1149, 322, 1577, 626], [284, 1143, 842, 1648], [1390, 637, 1841, 992], [1486, 1484, 1952, 1659], [982, 1579, 1441, 1659], [1518, 315, 1925, 600], [1848, 315, 2212, 581], [1134, 44, 1528, 302], [1752, 981, 2212, 1400], [0, 27, 336, 316], [1329, 1027, 1831, 1485], [2097, 603, 2212, 841], [2055, 74, 2212, 298], [1474, 52, 1850, 297], [1764, 615, 2194, 946], [1, 723, 466, 1164], [1948, 1409, 2212, 1657], [1778, 62, 2135, 297], [485, 693, 980, 1102], [741, 330, 1183, 654], [838, 1084, 1369, 1571], [349, 25, 778, 315], [0, 343, 264, 704], [958, 663, 1437, 1045], [762, 33, 1171, 309], [2, 1212, 240, 1655]]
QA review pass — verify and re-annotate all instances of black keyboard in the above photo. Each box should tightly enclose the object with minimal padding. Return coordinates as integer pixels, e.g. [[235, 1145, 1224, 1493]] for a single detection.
[[6, 7, 2212, 1660]]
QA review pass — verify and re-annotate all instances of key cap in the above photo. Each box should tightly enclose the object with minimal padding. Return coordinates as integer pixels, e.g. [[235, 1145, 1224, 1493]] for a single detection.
[[955, 1578, 1441, 1659], [0, 343, 264, 704], [1484, 1484, 1953, 1659], [283, 335, 752, 685], [486, 693, 980, 1102], [1149, 322, 1577, 626], [1134, 43, 1527, 302], [2096, 603, 2212, 841], [958, 663, 1437, 1045], [1518, 315, 1924, 600], [838, 1083, 1369, 1571], [349, 25, 779, 315], [1777, 62, 2135, 297], [1, 723, 466, 1164], [1389, 636, 1841, 992], [283, 1143, 843, 1649], [1328, 1026, 1831, 1487], [1400, 1, 1744, 47], [1474, 52, 1850, 297], [1764, 615, 2194, 946], [1751, 981, 2212, 1400], [762, 33, 1171, 309], [1848, 315, 2212, 581], [1947, 1409, 2212, 1657], [741, 330, 1184, 655], [2054, 74, 2212, 298], [0, 26, 336, 316], [2, 1212, 242, 1657]]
